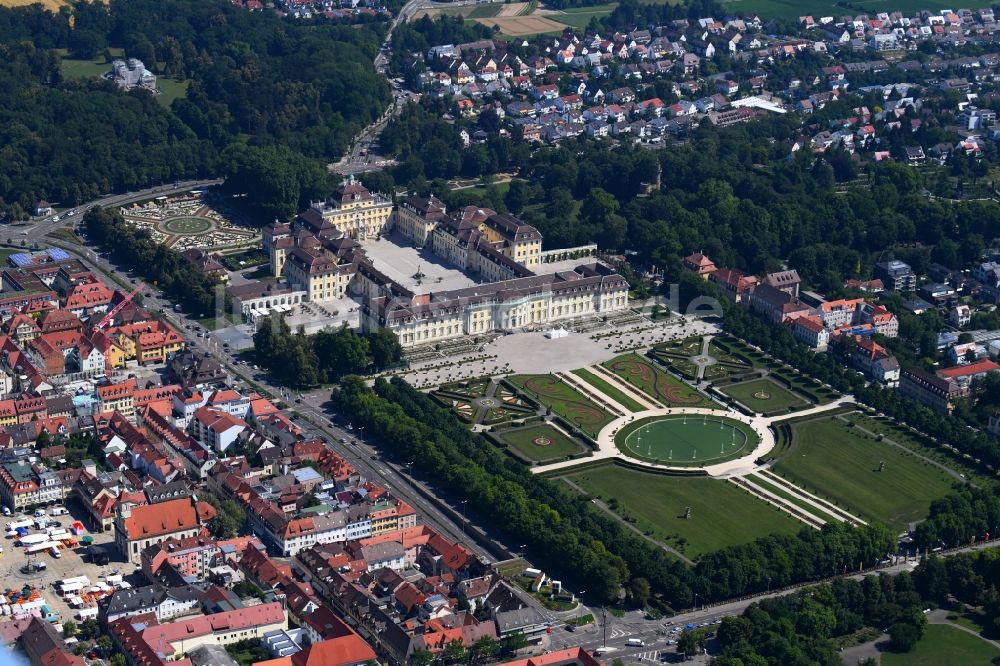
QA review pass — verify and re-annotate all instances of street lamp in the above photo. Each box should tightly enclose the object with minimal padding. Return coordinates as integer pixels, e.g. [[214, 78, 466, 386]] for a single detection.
[[460, 500, 468, 540]]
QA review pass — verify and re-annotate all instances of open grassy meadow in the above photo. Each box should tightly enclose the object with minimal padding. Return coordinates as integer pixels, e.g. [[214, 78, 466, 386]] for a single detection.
[[880, 623, 1000, 666], [565, 465, 803, 558], [571, 368, 646, 412], [772, 414, 959, 531]]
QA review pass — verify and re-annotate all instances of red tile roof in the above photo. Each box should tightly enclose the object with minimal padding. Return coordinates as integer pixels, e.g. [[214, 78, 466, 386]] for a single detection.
[[121, 496, 204, 540]]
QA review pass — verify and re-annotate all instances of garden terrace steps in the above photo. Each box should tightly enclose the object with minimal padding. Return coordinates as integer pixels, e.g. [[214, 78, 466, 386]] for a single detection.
[[728, 477, 824, 530], [556, 371, 627, 416], [757, 469, 868, 526]]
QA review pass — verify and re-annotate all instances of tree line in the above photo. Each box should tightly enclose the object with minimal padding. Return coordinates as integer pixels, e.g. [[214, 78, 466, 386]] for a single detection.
[[332, 375, 902, 607], [253, 317, 403, 387], [716, 547, 1000, 665], [83, 206, 221, 315]]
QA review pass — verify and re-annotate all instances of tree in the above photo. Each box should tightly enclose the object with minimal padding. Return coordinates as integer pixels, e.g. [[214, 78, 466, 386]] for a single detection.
[[471, 636, 499, 663], [443, 639, 468, 664], [500, 632, 528, 655], [369, 326, 403, 370], [410, 649, 435, 666], [80, 619, 100, 641], [628, 577, 651, 607], [109, 655, 127, 666], [62, 621, 77, 638], [677, 629, 706, 657], [888, 621, 922, 652], [97, 635, 113, 653]]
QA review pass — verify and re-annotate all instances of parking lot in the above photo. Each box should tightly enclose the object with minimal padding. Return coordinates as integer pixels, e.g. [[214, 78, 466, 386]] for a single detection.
[[2, 502, 122, 627]]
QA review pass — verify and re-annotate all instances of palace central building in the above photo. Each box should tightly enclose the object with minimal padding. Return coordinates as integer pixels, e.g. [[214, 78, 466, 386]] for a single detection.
[[256, 184, 629, 348]]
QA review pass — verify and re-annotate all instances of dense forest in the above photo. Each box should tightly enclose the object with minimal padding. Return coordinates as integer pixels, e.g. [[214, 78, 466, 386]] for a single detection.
[[253, 316, 403, 386], [0, 0, 389, 218]]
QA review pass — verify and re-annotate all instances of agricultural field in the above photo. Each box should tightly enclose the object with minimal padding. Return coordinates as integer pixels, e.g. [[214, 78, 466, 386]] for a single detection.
[[719, 0, 995, 21], [564, 465, 803, 558], [546, 2, 618, 29], [507, 374, 615, 437], [880, 623, 1000, 666], [415, 2, 503, 20], [496, 423, 588, 462], [604, 354, 709, 407], [772, 414, 960, 531], [720, 377, 809, 413]]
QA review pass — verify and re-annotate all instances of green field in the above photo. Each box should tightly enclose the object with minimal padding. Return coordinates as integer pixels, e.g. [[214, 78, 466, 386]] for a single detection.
[[158, 78, 190, 106], [508, 375, 615, 437], [421, 3, 503, 19], [604, 354, 708, 407], [616, 415, 756, 466], [498, 424, 587, 462], [566, 466, 804, 558], [880, 623, 1000, 666], [720, 378, 808, 413], [550, 3, 617, 28], [773, 415, 959, 531], [719, 0, 995, 21], [572, 368, 645, 412]]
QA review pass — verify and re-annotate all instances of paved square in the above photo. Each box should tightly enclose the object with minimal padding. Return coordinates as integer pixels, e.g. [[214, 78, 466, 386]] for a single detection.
[[363, 232, 481, 294]]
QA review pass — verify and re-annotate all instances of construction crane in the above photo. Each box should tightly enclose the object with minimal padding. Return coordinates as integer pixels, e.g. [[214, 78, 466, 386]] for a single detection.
[[94, 282, 145, 381], [93, 282, 145, 333]]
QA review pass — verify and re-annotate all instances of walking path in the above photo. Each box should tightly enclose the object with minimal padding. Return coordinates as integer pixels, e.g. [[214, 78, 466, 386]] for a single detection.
[[560, 477, 694, 565], [589, 364, 662, 410], [531, 397, 856, 477], [557, 371, 628, 416], [927, 609, 1000, 650]]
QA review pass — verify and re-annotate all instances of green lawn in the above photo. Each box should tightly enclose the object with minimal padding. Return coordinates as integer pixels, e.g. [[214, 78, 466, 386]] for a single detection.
[[498, 424, 587, 463], [550, 3, 617, 28], [720, 0, 995, 21], [507, 375, 615, 437], [880, 623, 1000, 666], [772, 415, 960, 531], [58, 48, 123, 80], [720, 378, 808, 413], [604, 354, 708, 407], [157, 78, 189, 106], [571, 368, 646, 412], [566, 465, 804, 558]]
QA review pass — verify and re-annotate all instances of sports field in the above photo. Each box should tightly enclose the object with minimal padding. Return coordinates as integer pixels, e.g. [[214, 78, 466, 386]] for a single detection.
[[497, 424, 586, 462], [719, 0, 995, 21], [720, 378, 808, 413], [565, 466, 803, 558], [507, 375, 615, 437], [772, 414, 959, 531], [880, 623, 1000, 666], [604, 354, 707, 407], [615, 415, 756, 466]]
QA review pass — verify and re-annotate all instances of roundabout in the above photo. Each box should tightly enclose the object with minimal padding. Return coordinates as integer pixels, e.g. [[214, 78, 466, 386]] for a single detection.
[[616, 414, 756, 466]]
